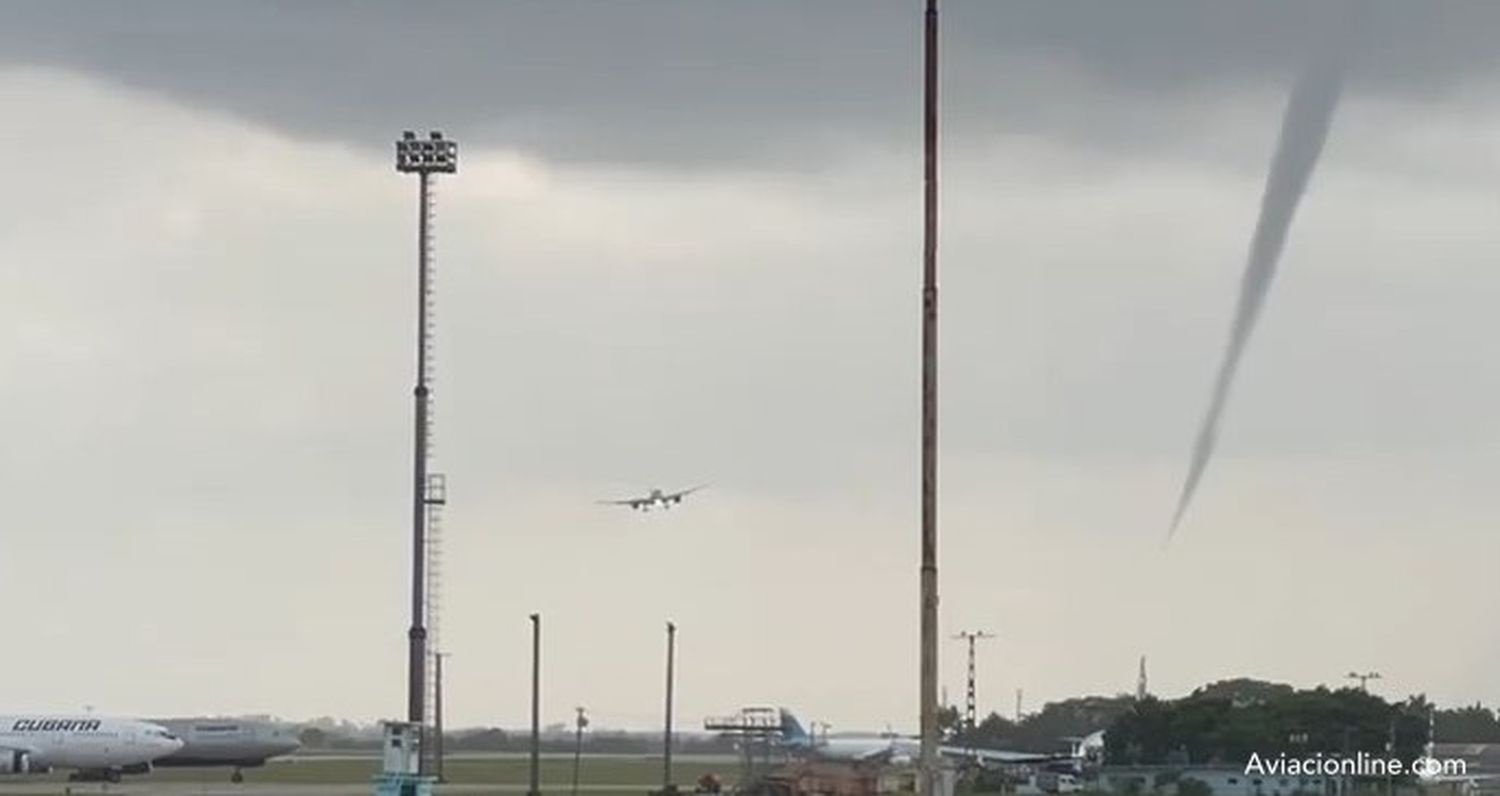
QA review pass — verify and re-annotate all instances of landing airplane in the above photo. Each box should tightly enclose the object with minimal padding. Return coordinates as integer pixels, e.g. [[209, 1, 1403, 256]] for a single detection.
[[778, 709, 1101, 768], [150, 718, 302, 783], [0, 715, 183, 782], [598, 485, 705, 512]]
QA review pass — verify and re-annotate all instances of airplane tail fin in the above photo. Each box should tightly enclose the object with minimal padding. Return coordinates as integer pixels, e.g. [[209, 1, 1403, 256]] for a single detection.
[[1066, 731, 1106, 759], [779, 709, 809, 744]]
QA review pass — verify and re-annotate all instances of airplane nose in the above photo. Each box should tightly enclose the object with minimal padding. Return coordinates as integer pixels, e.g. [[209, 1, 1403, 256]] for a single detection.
[[269, 729, 302, 757]]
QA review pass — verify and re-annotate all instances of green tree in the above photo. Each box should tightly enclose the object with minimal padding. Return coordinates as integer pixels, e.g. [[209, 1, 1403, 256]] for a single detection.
[[1105, 682, 1428, 766], [1436, 704, 1500, 743], [1192, 678, 1295, 707]]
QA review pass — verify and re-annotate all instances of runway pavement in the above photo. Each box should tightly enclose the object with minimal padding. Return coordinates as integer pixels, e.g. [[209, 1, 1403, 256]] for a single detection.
[[0, 784, 654, 795]]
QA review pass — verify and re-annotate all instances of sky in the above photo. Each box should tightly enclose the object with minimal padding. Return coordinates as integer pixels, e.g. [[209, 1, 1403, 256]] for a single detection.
[[0, 1, 1497, 732]]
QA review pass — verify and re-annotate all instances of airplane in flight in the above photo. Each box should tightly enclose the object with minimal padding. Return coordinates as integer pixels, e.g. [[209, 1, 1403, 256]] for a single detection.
[[0, 714, 184, 782], [598, 485, 706, 512], [776, 709, 1101, 768], [149, 718, 302, 783]]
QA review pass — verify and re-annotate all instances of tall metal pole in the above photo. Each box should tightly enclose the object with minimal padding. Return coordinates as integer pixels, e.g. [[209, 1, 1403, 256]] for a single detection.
[[920, 0, 942, 794], [408, 168, 432, 741], [1346, 671, 1381, 692], [530, 613, 542, 796], [965, 636, 975, 732], [951, 631, 993, 757], [663, 621, 677, 793], [394, 129, 454, 783]]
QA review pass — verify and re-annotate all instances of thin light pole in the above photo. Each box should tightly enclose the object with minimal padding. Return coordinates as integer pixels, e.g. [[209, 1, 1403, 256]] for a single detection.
[[572, 707, 588, 796], [663, 621, 677, 793], [919, 1, 942, 794], [530, 613, 542, 796], [1346, 671, 1382, 692], [434, 652, 448, 783], [1386, 717, 1396, 796]]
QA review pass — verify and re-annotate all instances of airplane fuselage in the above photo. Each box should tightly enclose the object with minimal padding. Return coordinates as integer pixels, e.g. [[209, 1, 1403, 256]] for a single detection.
[[151, 718, 301, 769], [601, 485, 703, 511], [0, 715, 182, 774], [789, 735, 909, 763], [776, 709, 1096, 768]]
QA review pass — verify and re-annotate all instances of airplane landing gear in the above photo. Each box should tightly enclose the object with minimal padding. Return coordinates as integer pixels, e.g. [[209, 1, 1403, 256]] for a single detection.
[[67, 769, 122, 783], [231, 768, 244, 783]]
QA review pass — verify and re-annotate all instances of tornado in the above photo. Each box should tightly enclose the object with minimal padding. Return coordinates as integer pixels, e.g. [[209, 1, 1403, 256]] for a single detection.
[[1167, 39, 1348, 542]]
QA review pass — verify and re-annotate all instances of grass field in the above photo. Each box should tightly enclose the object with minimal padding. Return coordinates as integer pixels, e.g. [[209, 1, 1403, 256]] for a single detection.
[[208, 754, 726, 785]]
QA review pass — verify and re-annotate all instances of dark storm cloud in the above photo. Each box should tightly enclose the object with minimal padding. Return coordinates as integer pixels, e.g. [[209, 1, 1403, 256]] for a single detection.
[[2, 1, 1499, 167]]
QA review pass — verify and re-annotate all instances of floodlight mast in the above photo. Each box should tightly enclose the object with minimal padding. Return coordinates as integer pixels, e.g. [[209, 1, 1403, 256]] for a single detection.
[[395, 130, 458, 769]]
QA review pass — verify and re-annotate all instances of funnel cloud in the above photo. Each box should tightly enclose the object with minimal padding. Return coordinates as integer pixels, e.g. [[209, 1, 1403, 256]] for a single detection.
[[1167, 37, 1348, 541]]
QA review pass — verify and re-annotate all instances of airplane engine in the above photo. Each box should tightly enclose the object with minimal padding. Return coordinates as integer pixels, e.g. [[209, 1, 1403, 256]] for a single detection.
[[0, 750, 31, 774], [120, 762, 152, 775]]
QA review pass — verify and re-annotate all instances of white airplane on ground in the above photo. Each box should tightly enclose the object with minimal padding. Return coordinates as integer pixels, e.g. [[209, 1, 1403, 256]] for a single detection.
[[150, 718, 302, 783], [778, 709, 1102, 767], [0, 715, 184, 782], [1421, 713, 1500, 794], [598, 485, 706, 512]]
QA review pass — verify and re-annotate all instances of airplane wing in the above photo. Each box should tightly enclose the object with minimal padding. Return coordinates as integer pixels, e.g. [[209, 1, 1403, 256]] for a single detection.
[[596, 498, 646, 508], [857, 747, 897, 763], [663, 485, 708, 502], [1421, 772, 1500, 784]]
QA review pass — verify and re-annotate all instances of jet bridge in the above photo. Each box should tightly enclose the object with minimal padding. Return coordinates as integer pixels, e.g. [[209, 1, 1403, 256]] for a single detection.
[[705, 707, 788, 787]]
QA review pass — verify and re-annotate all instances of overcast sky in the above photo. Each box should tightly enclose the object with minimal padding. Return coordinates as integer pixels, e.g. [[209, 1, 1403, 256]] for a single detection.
[[0, 1, 1496, 732]]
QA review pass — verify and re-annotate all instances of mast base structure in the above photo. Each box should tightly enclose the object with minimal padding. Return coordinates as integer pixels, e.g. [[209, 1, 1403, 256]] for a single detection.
[[373, 721, 436, 796]]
